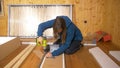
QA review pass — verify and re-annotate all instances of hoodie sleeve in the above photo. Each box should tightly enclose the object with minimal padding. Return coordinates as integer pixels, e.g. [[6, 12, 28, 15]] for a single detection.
[[52, 24, 75, 56], [37, 19, 55, 36]]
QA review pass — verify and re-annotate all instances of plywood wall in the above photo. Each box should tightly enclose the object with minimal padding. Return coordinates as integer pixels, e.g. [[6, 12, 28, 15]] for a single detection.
[[101, 0, 120, 48], [73, 0, 104, 36], [0, 0, 120, 47], [0, 0, 103, 36]]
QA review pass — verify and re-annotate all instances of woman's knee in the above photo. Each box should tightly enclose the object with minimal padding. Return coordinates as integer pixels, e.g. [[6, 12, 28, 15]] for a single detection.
[[64, 47, 80, 55], [64, 49, 72, 54]]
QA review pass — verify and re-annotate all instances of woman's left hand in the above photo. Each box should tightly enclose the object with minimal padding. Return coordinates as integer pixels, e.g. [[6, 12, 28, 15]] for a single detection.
[[46, 52, 53, 58]]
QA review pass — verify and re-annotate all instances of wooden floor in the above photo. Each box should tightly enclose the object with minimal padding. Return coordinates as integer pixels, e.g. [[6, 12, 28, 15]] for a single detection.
[[0, 42, 120, 68], [65, 42, 120, 68], [65, 46, 100, 68]]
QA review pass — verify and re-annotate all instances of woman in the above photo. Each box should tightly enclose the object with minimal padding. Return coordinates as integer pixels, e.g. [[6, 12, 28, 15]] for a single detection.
[[37, 16, 83, 57]]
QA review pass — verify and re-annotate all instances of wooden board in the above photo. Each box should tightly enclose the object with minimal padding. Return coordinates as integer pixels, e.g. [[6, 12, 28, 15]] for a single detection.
[[4, 44, 35, 68], [0, 37, 21, 60], [65, 46, 100, 68], [41, 54, 65, 68], [0, 45, 27, 68], [109, 51, 120, 62], [20, 46, 44, 68], [89, 47, 120, 68], [13, 44, 35, 68]]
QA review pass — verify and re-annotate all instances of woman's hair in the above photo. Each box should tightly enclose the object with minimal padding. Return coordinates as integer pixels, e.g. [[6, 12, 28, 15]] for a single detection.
[[53, 17, 67, 43]]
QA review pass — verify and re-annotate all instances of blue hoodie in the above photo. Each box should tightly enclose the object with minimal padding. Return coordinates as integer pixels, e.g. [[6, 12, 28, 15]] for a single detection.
[[37, 16, 83, 56]]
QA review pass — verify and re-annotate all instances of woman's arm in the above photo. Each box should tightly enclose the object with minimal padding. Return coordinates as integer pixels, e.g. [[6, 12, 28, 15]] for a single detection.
[[37, 19, 55, 36]]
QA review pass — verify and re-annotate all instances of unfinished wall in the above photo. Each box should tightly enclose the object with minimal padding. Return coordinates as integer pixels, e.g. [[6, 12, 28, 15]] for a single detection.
[[0, 0, 119, 47], [73, 0, 104, 36], [0, 0, 103, 36], [101, 0, 120, 48]]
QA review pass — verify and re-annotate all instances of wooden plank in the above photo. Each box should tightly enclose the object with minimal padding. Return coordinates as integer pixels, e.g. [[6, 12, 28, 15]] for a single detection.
[[4, 45, 31, 68], [0, 37, 21, 60], [65, 46, 100, 68], [97, 42, 120, 66], [20, 46, 44, 68], [13, 44, 35, 68], [41, 54, 65, 68], [89, 47, 120, 68], [0, 45, 27, 68], [109, 51, 120, 62]]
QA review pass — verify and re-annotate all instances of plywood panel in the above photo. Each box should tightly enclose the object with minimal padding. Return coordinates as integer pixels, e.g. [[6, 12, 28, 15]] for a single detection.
[[0, 19, 7, 36], [0, 37, 21, 60], [101, 0, 120, 48], [20, 46, 44, 68], [73, 0, 104, 36], [0, 45, 27, 67], [41, 54, 64, 68]]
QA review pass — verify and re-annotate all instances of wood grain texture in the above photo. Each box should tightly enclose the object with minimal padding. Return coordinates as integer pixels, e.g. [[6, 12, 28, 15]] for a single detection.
[[12, 45, 35, 68], [65, 42, 120, 68], [0, 45, 27, 68], [42, 54, 64, 68], [0, 41, 120, 68], [101, 0, 120, 48], [0, 37, 21, 61], [65, 46, 100, 68], [0, 0, 120, 49], [0, 0, 103, 36], [4, 45, 32, 68], [20, 46, 44, 68]]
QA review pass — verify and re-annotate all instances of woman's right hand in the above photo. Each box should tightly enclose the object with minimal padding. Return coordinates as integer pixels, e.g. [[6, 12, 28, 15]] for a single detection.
[[37, 36, 43, 44]]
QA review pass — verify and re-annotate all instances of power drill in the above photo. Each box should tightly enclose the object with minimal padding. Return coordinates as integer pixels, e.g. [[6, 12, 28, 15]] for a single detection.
[[36, 37, 50, 53]]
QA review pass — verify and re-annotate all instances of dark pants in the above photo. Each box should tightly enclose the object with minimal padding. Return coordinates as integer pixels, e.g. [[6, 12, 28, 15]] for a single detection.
[[54, 39, 83, 54]]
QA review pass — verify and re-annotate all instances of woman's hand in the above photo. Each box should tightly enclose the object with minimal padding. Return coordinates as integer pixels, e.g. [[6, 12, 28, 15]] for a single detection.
[[37, 36, 43, 44], [46, 52, 53, 58]]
